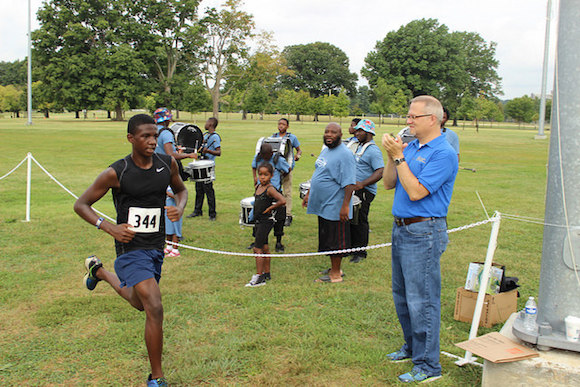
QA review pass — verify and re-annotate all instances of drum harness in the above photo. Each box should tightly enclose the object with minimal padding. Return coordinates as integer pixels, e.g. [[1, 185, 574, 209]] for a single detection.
[[200, 132, 221, 160], [350, 140, 377, 203], [158, 126, 189, 181]]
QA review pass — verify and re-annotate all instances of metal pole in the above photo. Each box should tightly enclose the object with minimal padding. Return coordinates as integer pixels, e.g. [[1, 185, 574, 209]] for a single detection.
[[456, 212, 502, 366], [513, 0, 580, 352], [26, 0, 33, 126], [25, 153, 32, 222], [536, 0, 552, 139]]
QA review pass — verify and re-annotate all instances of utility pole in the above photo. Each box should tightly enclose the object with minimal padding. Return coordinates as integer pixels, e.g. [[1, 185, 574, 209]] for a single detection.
[[513, 0, 580, 352], [26, 0, 33, 126], [536, 0, 552, 140]]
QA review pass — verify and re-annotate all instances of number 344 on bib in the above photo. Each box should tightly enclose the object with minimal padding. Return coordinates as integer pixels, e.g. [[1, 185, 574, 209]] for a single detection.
[[127, 207, 161, 233]]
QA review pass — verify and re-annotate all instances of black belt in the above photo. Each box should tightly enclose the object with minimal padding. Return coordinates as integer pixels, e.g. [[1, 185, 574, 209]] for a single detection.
[[394, 216, 445, 226]]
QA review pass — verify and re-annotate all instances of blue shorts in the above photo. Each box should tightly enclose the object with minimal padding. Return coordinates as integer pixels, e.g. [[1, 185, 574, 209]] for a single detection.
[[114, 249, 164, 288]]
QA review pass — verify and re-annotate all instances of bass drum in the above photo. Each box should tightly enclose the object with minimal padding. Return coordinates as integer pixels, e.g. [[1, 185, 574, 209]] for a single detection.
[[255, 136, 293, 165], [171, 122, 203, 154]]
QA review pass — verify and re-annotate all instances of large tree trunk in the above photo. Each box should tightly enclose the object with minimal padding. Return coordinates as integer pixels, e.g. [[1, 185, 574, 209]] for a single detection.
[[453, 118, 458, 126], [114, 105, 124, 121], [475, 118, 479, 133], [107, 110, 111, 119], [176, 110, 180, 119], [211, 90, 220, 118], [242, 110, 247, 120], [296, 113, 301, 121], [75, 111, 80, 119], [43, 109, 49, 118]]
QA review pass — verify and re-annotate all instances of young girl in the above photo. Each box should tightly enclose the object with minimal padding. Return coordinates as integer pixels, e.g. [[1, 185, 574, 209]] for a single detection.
[[246, 163, 286, 287], [164, 186, 182, 257]]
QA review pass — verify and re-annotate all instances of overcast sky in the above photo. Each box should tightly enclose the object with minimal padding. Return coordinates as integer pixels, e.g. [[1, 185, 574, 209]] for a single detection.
[[2, 0, 557, 99]]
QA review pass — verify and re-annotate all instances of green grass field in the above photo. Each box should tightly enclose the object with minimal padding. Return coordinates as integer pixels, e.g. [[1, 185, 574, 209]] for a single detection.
[[0, 113, 548, 386]]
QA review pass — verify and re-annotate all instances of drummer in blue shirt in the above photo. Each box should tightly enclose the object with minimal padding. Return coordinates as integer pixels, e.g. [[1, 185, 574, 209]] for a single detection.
[[271, 118, 302, 226], [349, 119, 384, 263], [186, 117, 221, 221], [153, 107, 197, 161]]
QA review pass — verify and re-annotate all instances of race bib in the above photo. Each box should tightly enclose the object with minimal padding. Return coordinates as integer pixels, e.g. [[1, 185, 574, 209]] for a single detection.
[[127, 207, 161, 233]]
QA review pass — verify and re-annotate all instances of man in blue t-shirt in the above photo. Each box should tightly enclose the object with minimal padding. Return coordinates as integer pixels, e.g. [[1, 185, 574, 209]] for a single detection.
[[347, 118, 361, 142], [186, 117, 221, 220], [272, 118, 301, 226], [382, 96, 458, 384], [440, 107, 460, 162], [248, 143, 290, 252], [153, 107, 197, 162], [303, 122, 356, 283], [349, 119, 384, 263]]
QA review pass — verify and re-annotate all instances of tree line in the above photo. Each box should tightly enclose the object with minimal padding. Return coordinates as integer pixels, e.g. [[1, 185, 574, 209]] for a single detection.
[[0, 0, 549, 125]]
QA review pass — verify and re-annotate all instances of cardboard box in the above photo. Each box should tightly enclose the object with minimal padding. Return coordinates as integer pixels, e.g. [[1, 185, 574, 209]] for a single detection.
[[465, 262, 504, 294], [454, 287, 517, 328], [455, 332, 539, 363]]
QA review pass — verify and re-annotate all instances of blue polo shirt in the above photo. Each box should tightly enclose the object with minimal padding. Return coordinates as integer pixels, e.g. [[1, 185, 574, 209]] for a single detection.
[[355, 140, 384, 196], [252, 154, 290, 191], [307, 143, 356, 221], [392, 135, 458, 218], [272, 132, 300, 168], [202, 132, 220, 161], [155, 126, 176, 155]]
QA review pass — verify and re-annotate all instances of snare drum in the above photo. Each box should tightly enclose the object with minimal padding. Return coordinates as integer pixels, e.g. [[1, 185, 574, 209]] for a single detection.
[[255, 136, 293, 165], [299, 180, 311, 199], [185, 160, 215, 183], [239, 197, 255, 227], [351, 194, 362, 225], [171, 122, 203, 153]]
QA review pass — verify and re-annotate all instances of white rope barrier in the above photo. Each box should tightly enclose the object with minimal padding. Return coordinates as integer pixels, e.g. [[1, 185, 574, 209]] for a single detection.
[[0, 153, 550, 258], [0, 155, 28, 180], [144, 215, 496, 258]]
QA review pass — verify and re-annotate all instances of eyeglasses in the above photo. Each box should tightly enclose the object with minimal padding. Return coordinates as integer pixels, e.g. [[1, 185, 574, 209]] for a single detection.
[[405, 114, 432, 120]]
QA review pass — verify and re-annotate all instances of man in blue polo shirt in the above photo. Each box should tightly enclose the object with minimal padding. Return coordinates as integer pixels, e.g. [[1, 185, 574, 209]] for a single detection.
[[382, 95, 458, 384], [303, 122, 356, 283], [350, 119, 384, 263]]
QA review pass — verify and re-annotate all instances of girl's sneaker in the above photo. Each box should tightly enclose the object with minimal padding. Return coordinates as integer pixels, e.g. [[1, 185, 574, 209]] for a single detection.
[[163, 246, 173, 254], [245, 273, 266, 287], [166, 249, 180, 257], [147, 374, 168, 387]]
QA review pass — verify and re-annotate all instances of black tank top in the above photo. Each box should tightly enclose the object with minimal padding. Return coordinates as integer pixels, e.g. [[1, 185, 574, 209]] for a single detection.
[[110, 153, 172, 256], [254, 184, 275, 222]]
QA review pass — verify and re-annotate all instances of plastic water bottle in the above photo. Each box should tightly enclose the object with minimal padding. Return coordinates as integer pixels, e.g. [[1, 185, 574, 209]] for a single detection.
[[524, 296, 538, 332]]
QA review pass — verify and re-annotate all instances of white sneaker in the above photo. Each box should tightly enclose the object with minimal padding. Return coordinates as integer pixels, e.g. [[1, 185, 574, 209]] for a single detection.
[[245, 273, 266, 287]]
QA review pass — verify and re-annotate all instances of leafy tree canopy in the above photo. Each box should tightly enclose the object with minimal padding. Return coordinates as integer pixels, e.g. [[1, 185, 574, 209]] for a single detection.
[[280, 42, 357, 98], [0, 60, 27, 86], [362, 19, 501, 114]]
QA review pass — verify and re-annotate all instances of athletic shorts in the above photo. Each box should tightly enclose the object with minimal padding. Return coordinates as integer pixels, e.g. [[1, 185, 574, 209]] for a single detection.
[[318, 216, 351, 256], [254, 219, 275, 249], [114, 249, 164, 288]]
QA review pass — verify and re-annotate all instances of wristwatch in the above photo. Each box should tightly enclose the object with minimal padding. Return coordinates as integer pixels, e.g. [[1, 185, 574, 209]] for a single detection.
[[394, 157, 406, 166]]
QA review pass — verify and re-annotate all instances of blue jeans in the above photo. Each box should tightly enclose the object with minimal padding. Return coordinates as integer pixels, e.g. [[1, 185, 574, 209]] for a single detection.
[[391, 218, 448, 376]]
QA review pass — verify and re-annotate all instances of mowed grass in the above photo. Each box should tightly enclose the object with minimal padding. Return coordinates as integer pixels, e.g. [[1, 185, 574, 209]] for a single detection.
[[0, 114, 548, 386]]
